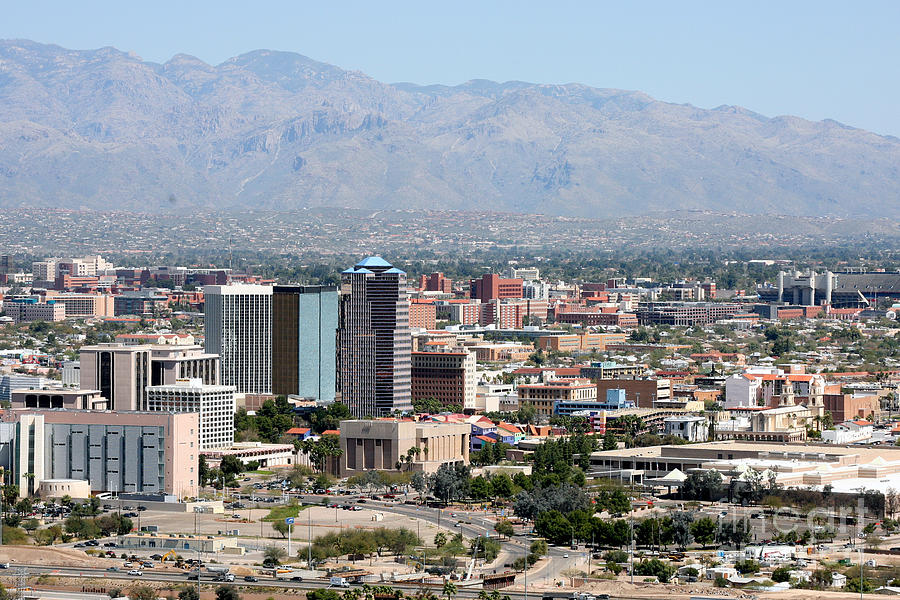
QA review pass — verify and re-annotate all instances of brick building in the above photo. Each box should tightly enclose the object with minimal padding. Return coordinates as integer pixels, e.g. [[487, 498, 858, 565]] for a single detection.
[[411, 350, 476, 409], [409, 300, 437, 329], [518, 378, 598, 416], [469, 274, 523, 302], [419, 272, 453, 294]]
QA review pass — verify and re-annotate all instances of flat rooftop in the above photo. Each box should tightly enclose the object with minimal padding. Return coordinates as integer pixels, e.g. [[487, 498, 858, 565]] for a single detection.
[[590, 439, 900, 462]]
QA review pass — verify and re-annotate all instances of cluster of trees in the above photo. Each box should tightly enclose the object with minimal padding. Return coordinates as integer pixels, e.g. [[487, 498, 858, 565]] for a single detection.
[[198, 454, 253, 488], [233, 396, 351, 445], [681, 470, 724, 502], [412, 397, 462, 414], [63, 513, 133, 540], [298, 434, 343, 473], [764, 326, 796, 356], [484, 404, 537, 426], [310, 527, 420, 562], [532, 509, 754, 551], [633, 558, 676, 582], [468, 473, 515, 500], [308, 403, 351, 434], [528, 433, 598, 486], [469, 442, 511, 467], [129, 586, 238, 600]]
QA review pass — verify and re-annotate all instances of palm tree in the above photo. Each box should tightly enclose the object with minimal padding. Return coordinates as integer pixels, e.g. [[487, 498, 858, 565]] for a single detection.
[[442, 580, 457, 600]]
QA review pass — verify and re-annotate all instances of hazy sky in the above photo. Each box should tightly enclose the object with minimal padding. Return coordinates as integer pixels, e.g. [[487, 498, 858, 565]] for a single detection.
[[4, 1, 899, 136]]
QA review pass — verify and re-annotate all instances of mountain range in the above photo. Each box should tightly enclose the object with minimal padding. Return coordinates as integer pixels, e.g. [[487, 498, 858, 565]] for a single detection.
[[1, 39, 898, 218]]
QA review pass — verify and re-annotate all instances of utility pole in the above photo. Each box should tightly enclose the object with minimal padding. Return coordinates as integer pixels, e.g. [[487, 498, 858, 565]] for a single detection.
[[630, 517, 634, 584], [308, 508, 312, 568], [859, 547, 864, 600]]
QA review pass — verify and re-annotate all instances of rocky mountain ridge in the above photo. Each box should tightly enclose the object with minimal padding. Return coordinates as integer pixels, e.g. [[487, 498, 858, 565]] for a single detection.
[[0, 39, 897, 217]]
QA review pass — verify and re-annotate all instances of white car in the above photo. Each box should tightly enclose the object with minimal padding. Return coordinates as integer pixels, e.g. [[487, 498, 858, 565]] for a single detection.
[[563, 553, 569, 558], [128, 569, 143, 576]]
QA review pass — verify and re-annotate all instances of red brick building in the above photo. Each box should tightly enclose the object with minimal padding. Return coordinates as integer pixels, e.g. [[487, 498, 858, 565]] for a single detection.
[[823, 393, 880, 423], [409, 300, 437, 329], [556, 311, 638, 327], [419, 272, 453, 293], [470, 274, 523, 302]]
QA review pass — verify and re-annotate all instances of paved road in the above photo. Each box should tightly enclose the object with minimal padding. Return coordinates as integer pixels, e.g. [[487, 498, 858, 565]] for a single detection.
[[17, 564, 548, 599], [347, 498, 577, 585]]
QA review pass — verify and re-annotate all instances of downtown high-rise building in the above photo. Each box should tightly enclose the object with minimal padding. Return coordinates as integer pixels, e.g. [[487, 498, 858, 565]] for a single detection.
[[272, 285, 338, 402], [338, 257, 412, 417], [203, 285, 272, 394]]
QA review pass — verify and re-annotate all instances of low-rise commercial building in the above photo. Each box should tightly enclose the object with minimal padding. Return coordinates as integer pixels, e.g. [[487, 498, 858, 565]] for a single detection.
[[518, 378, 597, 417], [594, 378, 671, 409], [2, 298, 65, 323], [338, 419, 470, 477], [663, 415, 709, 442], [590, 440, 900, 498], [11, 388, 107, 410]]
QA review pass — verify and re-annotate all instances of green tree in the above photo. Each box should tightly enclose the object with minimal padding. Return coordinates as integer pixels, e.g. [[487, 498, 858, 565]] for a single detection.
[[215, 586, 242, 600], [129, 586, 158, 600], [491, 473, 514, 497], [220, 455, 244, 480], [530, 539, 548, 557], [690, 517, 717, 547], [178, 588, 200, 600], [272, 520, 290, 539], [633, 558, 675, 583], [198, 455, 209, 486], [771, 566, 792, 583], [442, 580, 457, 600], [308, 591, 342, 600], [602, 431, 618, 451], [470, 476, 493, 500], [734, 559, 760, 575], [494, 519, 514, 539], [264, 545, 288, 564]]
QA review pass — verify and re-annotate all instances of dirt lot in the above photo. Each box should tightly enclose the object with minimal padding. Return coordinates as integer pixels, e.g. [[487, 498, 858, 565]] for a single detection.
[[140, 504, 450, 542], [0, 546, 110, 569]]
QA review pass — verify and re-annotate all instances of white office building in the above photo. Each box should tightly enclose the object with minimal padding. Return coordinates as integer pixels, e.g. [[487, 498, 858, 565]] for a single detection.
[[146, 378, 236, 450], [204, 285, 272, 394]]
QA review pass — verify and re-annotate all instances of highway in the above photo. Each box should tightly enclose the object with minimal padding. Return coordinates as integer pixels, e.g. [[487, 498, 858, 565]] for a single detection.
[[18, 564, 545, 599]]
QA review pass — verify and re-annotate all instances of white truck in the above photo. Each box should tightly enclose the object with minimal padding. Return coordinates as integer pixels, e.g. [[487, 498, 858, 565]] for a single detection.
[[206, 565, 230, 575], [329, 576, 351, 588]]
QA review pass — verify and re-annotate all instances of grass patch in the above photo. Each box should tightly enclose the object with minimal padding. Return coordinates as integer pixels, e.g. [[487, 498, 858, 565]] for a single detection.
[[247, 470, 275, 476], [261, 502, 308, 522]]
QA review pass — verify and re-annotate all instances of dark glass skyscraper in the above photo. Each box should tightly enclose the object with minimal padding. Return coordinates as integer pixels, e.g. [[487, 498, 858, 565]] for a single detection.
[[337, 257, 412, 417], [272, 285, 338, 401]]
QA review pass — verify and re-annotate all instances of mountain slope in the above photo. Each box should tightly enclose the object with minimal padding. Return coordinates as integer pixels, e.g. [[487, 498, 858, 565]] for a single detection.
[[0, 39, 898, 217]]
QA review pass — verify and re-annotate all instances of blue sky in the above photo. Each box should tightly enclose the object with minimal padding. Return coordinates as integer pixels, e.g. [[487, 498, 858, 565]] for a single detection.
[[4, 1, 899, 136]]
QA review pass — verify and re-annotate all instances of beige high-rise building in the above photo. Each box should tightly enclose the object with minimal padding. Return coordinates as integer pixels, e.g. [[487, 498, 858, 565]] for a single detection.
[[79, 344, 151, 411]]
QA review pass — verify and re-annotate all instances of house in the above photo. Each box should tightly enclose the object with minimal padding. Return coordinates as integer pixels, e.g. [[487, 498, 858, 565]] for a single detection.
[[472, 435, 498, 452], [496, 421, 525, 444], [320, 429, 340, 437], [469, 417, 497, 438], [823, 419, 874, 444], [831, 573, 847, 588], [285, 427, 312, 441], [663, 415, 709, 442], [526, 425, 552, 437]]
